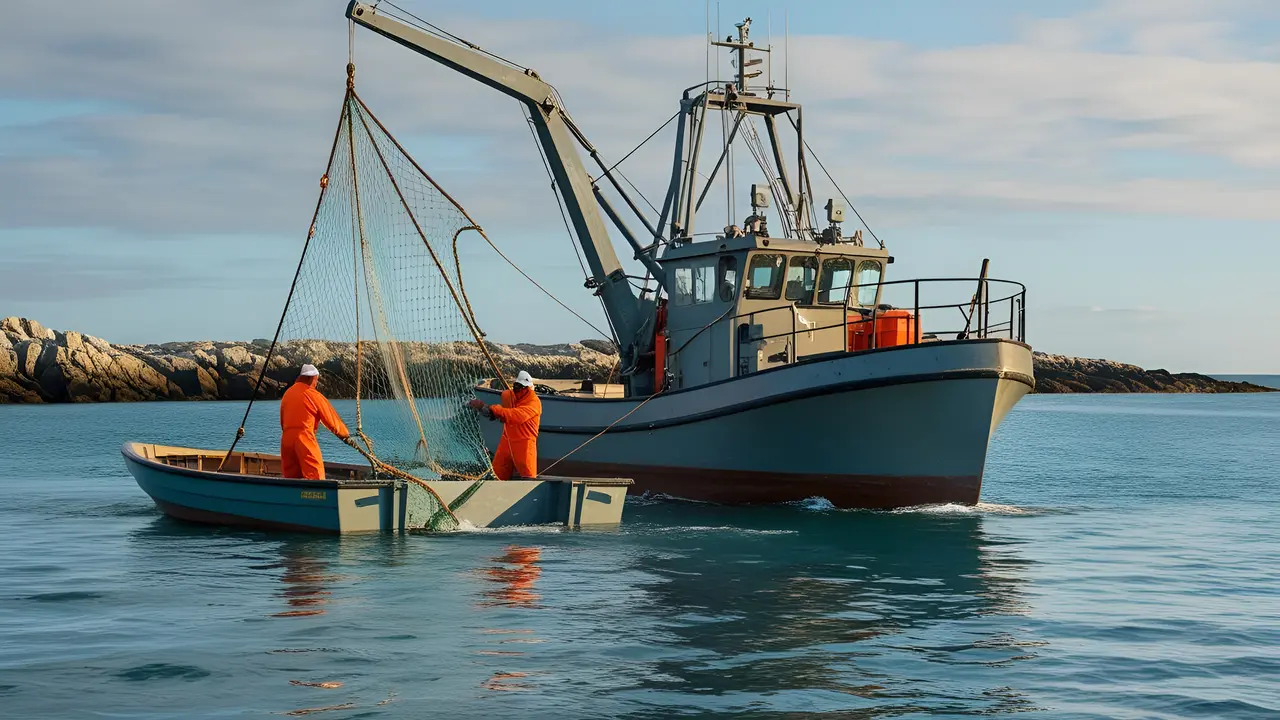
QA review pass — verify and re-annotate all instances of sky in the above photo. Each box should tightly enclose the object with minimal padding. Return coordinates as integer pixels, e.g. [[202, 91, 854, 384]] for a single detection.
[[2, 0, 1278, 372]]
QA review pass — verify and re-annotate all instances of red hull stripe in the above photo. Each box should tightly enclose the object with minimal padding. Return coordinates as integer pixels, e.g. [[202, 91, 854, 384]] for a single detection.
[[539, 459, 982, 509]]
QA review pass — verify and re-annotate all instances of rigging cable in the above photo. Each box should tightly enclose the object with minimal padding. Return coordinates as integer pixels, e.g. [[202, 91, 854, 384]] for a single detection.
[[521, 105, 620, 344], [379, 1, 530, 72], [522, 106, 590, 279], [604, 109, 681, 177], [548, 84, 662, 219], [539, 288, 741, 473], [786, 114, 885, 249], [454, 226, 615, 342]]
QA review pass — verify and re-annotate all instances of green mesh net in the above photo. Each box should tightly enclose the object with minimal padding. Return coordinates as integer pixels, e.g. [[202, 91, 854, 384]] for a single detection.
[[256, 89, 502, 530]]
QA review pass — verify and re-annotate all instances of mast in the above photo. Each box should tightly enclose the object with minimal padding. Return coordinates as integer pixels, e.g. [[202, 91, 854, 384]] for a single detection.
[[670, 18, 805, 245], [345, 2, 645, 364]]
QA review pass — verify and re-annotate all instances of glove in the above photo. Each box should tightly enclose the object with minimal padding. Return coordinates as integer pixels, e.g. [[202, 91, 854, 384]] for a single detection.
[[342, 435, 359, 449], [467, 399, 485, 411]]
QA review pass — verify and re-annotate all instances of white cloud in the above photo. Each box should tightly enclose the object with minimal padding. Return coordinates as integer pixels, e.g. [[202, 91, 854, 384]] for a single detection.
[[3, 0, 1280, 362], [1, 0, 1278, 236]]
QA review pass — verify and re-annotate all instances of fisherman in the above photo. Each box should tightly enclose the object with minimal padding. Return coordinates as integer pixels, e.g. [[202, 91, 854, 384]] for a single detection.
[[280, 364, 352, 480], [468, 370, 542, 480]]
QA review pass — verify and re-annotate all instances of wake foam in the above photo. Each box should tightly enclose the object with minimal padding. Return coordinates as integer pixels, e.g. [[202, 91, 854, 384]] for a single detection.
[[788, 497, 1042, 516]]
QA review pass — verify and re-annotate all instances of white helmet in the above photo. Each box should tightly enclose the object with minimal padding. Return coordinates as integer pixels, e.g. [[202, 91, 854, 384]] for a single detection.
[[514, 370, 534, 388]]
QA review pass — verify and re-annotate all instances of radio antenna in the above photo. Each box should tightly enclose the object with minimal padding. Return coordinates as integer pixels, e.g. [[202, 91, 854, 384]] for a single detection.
[[785, 9, 790, 101]]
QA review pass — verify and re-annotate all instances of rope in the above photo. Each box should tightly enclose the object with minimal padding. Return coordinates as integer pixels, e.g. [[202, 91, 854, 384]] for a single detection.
[[668, 304, 734, 360], [456, 224, 614, 342], [549, 301, 732, 480], [345, 84, 374, 463], [450, 225, 489, 339], [351, 92, 510, 392], [346, 96, 442, 478], [539, 391, 661, 476], [342, 438, 461, 527], [213, 88, 351, 473], [351, 92, 507, 388], [542, 289, 743, 477]]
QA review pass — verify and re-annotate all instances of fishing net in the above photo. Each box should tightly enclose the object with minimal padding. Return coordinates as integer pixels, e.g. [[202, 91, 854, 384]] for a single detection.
[[247, 83, 505, 530]]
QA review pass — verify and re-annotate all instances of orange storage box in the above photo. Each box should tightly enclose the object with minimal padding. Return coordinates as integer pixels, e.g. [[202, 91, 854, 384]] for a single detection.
[[847, 310, 922, 351]]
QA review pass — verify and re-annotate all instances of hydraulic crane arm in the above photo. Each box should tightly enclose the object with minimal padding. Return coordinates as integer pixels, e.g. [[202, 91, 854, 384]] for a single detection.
[[345, 2, 645, 354]]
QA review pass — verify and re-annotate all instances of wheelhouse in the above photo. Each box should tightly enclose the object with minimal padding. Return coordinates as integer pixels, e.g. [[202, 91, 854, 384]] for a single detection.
[[657, 236, 892, 389]]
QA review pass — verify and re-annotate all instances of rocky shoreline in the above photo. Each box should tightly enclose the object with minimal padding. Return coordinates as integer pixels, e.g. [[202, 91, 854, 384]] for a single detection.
[[1030, 352, 1272, 394], [0, 317, 1271, 403]]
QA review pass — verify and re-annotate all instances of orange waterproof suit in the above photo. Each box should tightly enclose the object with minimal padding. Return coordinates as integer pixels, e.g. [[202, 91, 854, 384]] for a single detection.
[[488, 387, 542, 480], [279, 377, 350, 480]]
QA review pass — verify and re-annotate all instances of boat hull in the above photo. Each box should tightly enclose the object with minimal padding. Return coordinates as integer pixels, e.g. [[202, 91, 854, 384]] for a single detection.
[[478, 339, 1033, 508], [121, 443, 631, 533]]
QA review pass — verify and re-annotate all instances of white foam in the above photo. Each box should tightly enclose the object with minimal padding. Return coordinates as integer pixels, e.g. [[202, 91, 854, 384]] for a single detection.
[[671, 525, 798, 536], [447, 520, 565, 534], [889, 502, 1033, 516], [789, 496, 836, 512]]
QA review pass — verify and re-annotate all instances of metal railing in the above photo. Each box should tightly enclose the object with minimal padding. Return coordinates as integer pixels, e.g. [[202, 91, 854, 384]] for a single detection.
[[719, 276, 1026, 371]]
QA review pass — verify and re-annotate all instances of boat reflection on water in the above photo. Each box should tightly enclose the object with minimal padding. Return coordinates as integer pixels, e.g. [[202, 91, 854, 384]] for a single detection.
[[269, 542, 342, 618], [625, 506, 1037, 713], [475, 545, 546, 692], [477, 545, 543, 609]]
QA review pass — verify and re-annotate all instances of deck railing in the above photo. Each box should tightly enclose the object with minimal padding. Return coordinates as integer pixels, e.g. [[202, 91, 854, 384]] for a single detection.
[[698, 277, 1026, 373]]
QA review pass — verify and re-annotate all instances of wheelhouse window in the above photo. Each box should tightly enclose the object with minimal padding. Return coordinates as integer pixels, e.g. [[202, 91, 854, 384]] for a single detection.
[[855, 261, 883, 307], [717, 255, 738, 303], [784, 256, 819, 303], [744, 253, 785, 300], [674, 262, 716, 306], [693, 263, 714, 304], [817, 258, 853, 305]]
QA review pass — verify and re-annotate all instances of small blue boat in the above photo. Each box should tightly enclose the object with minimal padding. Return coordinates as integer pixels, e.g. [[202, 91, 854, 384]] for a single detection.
[[122, 442, 631, 533]]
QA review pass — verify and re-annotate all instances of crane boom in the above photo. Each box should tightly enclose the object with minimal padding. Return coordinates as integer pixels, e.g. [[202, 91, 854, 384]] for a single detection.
[[345, 2, 645, 361]]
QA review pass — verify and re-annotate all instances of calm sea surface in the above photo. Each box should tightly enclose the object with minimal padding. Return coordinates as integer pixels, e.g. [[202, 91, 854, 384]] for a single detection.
[[1, 394, 1278, 719]]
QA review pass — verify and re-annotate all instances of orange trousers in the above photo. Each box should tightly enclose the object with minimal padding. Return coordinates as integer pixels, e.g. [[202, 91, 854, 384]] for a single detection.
[[492, 436, 537, 480], [281, 429, 326, 480]]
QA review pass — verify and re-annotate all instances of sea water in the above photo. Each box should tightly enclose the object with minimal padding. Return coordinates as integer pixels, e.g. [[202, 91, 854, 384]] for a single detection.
[[0, 394, 1277, 718]]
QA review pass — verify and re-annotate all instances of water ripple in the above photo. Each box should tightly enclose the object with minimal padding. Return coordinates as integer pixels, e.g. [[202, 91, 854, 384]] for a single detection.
[[0, 396, 1277, 717]]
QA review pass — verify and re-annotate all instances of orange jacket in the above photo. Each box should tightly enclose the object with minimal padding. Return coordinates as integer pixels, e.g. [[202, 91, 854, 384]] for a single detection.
[[489, 387, 542, 442], [280, 379, 350, 438]]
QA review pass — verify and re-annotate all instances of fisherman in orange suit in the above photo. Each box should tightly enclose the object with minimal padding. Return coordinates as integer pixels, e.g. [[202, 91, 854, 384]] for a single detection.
[[468, 370, 542, 480], [279, 364, 352, 480]]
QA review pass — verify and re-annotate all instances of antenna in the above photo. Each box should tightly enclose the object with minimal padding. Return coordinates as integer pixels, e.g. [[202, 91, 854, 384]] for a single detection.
[[705, 0, 710, 88], [767, 11, 773, 99], [785, 9, 790, 102]]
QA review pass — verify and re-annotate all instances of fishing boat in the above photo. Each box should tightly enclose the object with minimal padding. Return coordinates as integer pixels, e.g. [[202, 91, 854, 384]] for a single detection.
[[122, 442, 630, 533], [119, 16, 651, 532], [348, 4, 1033, 509]]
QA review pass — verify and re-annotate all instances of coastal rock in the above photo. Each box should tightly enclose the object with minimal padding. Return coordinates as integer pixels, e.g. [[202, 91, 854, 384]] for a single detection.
[[218, 345, 261, 374], [1, 316, 26, 340], [15, 340, 42, 378], [0, 376, 41, 403], [0, 347, 17, 377], [1031, 352, 1271, 394], [579, 338, 618, 355], [22, 319, 54, 341], [0, 316, 1271, 403]]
